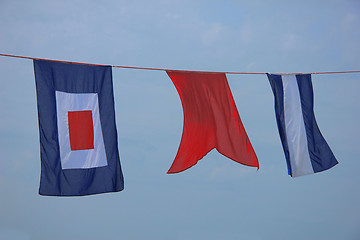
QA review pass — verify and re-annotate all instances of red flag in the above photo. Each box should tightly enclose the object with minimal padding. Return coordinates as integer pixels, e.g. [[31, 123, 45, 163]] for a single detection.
[[167, 70, 259, 173]]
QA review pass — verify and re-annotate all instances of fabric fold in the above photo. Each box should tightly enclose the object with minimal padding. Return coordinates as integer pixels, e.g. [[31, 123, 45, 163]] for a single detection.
[[167, 70, 259, 173]]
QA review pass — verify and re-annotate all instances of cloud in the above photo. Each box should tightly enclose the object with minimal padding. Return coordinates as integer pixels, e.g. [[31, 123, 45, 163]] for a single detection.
[[201, 23, 225, 45], [281, 33, 302, 50]]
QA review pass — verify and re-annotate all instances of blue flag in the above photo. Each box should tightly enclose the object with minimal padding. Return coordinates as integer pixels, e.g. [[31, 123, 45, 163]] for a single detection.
[[267, 73, 338, 177], [34, 60, 124, 196]]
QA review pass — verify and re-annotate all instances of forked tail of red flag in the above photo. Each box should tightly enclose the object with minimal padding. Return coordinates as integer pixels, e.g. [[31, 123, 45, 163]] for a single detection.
[[166, 70, 259, 173]]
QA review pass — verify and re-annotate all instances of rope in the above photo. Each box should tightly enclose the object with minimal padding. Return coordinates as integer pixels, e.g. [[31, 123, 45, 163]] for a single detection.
[[1, 53, 360, 75]]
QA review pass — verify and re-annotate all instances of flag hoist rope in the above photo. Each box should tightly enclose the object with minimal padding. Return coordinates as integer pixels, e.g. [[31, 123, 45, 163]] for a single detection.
[[1, 53, 360, 75]]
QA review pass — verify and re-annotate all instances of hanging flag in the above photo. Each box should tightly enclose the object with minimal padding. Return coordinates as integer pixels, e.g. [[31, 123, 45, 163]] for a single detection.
[[34, 60, 124, 196], [166, 70, 259, 173], [267, 73, 338, 177]]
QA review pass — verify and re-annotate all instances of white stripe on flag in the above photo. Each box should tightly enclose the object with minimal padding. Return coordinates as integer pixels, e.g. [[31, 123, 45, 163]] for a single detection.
[[282, 75, 314, 177]]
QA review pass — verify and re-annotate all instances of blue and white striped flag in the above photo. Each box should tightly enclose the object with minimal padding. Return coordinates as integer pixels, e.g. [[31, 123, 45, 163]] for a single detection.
[[267, 73, 338, 177]]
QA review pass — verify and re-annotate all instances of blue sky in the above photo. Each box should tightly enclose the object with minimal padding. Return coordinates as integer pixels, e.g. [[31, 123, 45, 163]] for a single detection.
[[1, 0, 360, 239]]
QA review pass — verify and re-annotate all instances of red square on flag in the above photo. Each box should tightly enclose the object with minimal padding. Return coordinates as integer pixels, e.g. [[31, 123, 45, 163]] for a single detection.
[[68, 110, 94, 151]]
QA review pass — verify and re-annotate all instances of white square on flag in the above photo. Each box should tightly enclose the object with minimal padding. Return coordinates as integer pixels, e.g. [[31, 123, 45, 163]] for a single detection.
[[55, 91, 108, 169]]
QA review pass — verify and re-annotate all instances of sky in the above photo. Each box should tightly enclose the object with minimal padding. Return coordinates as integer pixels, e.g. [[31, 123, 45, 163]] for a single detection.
[[0, 0, 360, 239]]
